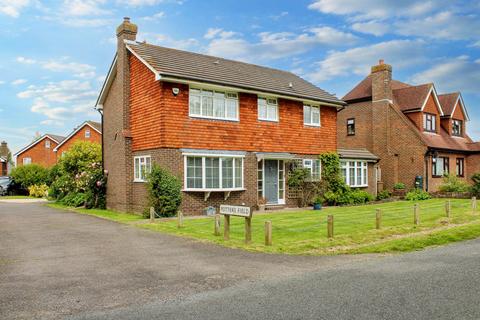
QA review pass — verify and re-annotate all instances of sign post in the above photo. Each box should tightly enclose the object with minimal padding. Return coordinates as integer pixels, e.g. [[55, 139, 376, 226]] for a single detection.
[[220, 205, 252, 243]]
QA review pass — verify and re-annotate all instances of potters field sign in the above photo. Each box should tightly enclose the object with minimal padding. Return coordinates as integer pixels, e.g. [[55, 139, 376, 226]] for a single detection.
[[219, 205, 252, 244], [219, 205, 251, 217]]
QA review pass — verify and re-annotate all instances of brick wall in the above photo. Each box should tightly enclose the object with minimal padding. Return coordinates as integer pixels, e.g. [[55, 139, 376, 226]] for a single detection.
[[337, 101, 373, 152], [16, 137, 58, 167], [56, 125, 102, 156], [427, 152, 470, 191]]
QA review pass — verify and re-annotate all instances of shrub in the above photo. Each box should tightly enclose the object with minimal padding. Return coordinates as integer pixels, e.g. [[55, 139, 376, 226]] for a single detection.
[[405, 189, 431, 201], [471, 173, 480, 196], [376, 190, 392, 200], [393, 183, 406, 190], [60, 192, 86, 207], [10, 164, 49, 189], [146, 164, 182, 218], [324, 188, 373, 205], [350, 189, 374, 204], [438, 174, 469, 193], [28, 184, 49, 198]]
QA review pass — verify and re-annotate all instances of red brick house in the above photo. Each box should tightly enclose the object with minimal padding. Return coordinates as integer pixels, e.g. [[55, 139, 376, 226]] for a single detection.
[[54, 121, 102, 157], [95, 18, 345, 215], [338, 60, 480, 193], [15, 134, 65, 167], [0, 141, 11, 176]]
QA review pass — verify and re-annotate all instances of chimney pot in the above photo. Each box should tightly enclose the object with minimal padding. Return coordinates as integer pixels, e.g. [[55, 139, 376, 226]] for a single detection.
[[124, 17, 130, 22], [379, 59, 384, 65]]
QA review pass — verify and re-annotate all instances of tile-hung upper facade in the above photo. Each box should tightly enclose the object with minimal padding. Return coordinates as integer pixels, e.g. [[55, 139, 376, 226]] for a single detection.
[[338, 60, 480, 193], [96, 18, 346, 215]]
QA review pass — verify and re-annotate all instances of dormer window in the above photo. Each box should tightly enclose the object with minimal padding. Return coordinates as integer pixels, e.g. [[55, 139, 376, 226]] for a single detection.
[[423, 113, 436, 132], [452, 119, 463, 136]]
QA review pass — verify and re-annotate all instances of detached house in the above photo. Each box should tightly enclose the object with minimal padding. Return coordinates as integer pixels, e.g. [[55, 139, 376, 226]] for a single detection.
[[338, 60, 480, 193], [0, 141, 11, 176], [96, 18, 346, 214], [14, 121, 102, 167]]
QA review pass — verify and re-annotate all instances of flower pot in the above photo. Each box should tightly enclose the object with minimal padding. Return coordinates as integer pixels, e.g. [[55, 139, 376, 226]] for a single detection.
[[313, 203, 322, 210]]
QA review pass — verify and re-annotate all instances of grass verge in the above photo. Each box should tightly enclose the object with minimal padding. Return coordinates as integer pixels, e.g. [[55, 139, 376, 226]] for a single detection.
[[47, 203, 144, 223], [0, 195, 37, 199], [48, 199, 480, 255]]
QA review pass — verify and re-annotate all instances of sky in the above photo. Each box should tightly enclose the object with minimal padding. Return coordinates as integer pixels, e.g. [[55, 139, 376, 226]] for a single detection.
[[0, 0, 479, 155]]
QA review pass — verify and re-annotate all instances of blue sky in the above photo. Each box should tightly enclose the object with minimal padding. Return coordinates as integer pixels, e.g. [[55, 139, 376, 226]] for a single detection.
[[0, 0, 479, 154]]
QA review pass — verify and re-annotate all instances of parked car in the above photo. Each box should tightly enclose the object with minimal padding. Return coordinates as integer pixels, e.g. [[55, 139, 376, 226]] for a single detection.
[[0, 176, 13, 196]]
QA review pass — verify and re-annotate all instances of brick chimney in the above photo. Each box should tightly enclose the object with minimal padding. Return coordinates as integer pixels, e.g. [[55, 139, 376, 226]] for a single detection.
[[371, 59, 393, 102], [0, 141, 9, 158]]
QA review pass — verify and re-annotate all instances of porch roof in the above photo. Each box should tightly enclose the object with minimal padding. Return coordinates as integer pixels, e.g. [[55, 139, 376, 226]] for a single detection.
[[337, 148, 379, 162]]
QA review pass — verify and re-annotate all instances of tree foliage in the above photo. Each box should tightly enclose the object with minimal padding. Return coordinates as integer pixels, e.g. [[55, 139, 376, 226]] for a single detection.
[[10, 164, 50, 189], [146, 164, 182, 217]]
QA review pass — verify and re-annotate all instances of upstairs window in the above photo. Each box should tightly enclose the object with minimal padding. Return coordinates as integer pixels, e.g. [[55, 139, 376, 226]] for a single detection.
[[134, 155, 151, 182], [85, 129, 91, 138], [302, 159, 321, 181], [456, 158, 464, 177], [45, 140, 50, 149], [23, 157, 32, 165], [452, 119, 463, 136], [347, 118, 355, 136], [423, 113, 436, 132], [258, 97, 278, 122], [432, 156, 449, 177], [303, 104, 320, 126], [189, 88, 239, 121]]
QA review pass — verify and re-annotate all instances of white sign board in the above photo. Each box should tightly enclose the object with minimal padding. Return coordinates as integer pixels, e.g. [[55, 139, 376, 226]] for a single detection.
[[219, 205, 251, 217]]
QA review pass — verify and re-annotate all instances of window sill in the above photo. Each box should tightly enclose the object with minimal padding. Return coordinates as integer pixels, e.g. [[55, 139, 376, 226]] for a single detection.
[[183, 188, 245, 192], [258, 118, 279, 123], [304, 123, 321, 128], [133, 179, 147, 183], [432, 175, 443, 178], [347, 134, 355, 136], [349, 185, 368, 188], [189, 115, 239, 122]]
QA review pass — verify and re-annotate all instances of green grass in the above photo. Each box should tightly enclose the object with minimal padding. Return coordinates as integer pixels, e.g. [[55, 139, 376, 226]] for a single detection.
[[0, 195, 37, 199], [47, 203, 144, 223], [48, 199, 480, 255]]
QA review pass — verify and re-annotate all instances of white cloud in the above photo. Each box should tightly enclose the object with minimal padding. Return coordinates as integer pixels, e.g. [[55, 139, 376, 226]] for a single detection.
[[12, 79, 27, 85], [204, 27, 358, 62], [119, 0, 163, 6], [61, 0, 109, 16], [308, 0, 436, 20], [41, 59, 96, 79], [270, 11, 289, 20], [138, 32, 200, 51], [16, 56, 36, 64], [0, 81, 5, 85], [141, 12, 165, 21], [395, 11, 480, 41], [411, 56, 480, 93], [351, 20, 389, 36], [306, 39, 426, 82], [0, 0, 31, 18]]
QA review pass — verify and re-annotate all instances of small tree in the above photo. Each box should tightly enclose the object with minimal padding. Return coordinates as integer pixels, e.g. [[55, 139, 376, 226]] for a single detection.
[[10, 164, 49, 189], [438, 174, 469, 193], [146, 164, 182, 217], [471, 173, 480, 196]]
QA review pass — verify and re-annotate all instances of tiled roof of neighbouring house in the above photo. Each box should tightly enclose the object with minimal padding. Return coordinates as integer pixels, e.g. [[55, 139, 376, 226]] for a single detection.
[[392, 83, 433, 112], [127, 42, 344, 105], [47, 134, 66, 144], [421, 128, 475, 152], [337, 148, 379, 160], [438, 92, 460, 116], [86, 121, 102, 133], [342, 74, 411, 102]]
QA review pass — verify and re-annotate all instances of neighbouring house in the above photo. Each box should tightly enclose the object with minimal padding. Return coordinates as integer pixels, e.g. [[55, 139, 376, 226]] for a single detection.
[[14, 121, 102, 167], [95, 18, 345, 215], [338, 60, 480, 193], [0, 141, 12, 175], [53, 121, 102, 157], [15, 134, 65, 167]]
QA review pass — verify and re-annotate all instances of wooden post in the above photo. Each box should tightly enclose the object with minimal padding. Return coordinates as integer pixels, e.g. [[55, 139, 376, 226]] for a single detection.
[[245, 217, 252, 244], [472, 197, 477, 213], [214, 214, 221, 236], [224, 215, 230, 240], [376, 209, 382, 230], [414, 204, 420, 226], [445, 200, 451, 218], [149, 207, 155, 223], [327, 215, 334, 238], [177, 210, 183, 228], [264, 220, 272, 246]]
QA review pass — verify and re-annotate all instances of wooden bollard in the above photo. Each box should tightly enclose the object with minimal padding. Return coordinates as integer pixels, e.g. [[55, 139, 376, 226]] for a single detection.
[[177, 210, 183, 228], [245, 217, 252, 244], [224, 215, 230, 240], [149, 207, 155, 223], [214, 214, 221, 236], [264, 221, 272, 246], [376, 209, 382, 230], [472, 197, 477, 213], [445, 200, 451, 218], [414, 204, 420, 226], [327, 215, 334, 238]]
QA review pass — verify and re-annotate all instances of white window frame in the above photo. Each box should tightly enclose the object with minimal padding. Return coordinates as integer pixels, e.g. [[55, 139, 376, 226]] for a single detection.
[[134, 155, 152, 182], [189, 87, 239, 121], [303, 104, 321, 127], [45, 140, 50, 149], [183, 154, 244, 191], [340, 160, 368, 187], [85, 129, 91, 138], [258, 97, 279, 122], [257, 159, 286, 205], [452, 119, 462, 136], [302, 159, 321, 181], [23, 157, 32, 165]]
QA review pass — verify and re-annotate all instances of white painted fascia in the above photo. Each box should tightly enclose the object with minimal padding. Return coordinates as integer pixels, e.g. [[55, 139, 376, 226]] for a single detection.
[[125, 44, 162, 81], [95, 55, 117, 109], [14, 135, 61, 157], [450, 94, 470, 121], [420, 85, 444, 116], [53, 122, 102, 152]]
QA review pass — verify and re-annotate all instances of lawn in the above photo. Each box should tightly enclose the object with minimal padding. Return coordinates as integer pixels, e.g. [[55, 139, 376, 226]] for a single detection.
[[0, 195, 37, 200], [48, 198, 480, 255]]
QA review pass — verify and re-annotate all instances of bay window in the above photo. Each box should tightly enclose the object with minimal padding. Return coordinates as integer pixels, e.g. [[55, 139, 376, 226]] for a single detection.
[[184, 155, 244, 190], [340, 160, 368, 187], [303, 159, 321, 181], [189, 88, 239, 121], [258, 97, 278, 121], [303, 104, 321, 126], [134, 155, 152, 182]]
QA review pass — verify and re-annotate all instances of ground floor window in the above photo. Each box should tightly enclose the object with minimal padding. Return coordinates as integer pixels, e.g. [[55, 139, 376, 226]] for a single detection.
[[185, 156, 243, 191], [432, 157, 449, 177], [134, 155, 152, 182], [302, 159, 321, 181], [340, 160, 368, 187], [456, 158, 464, 177]]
